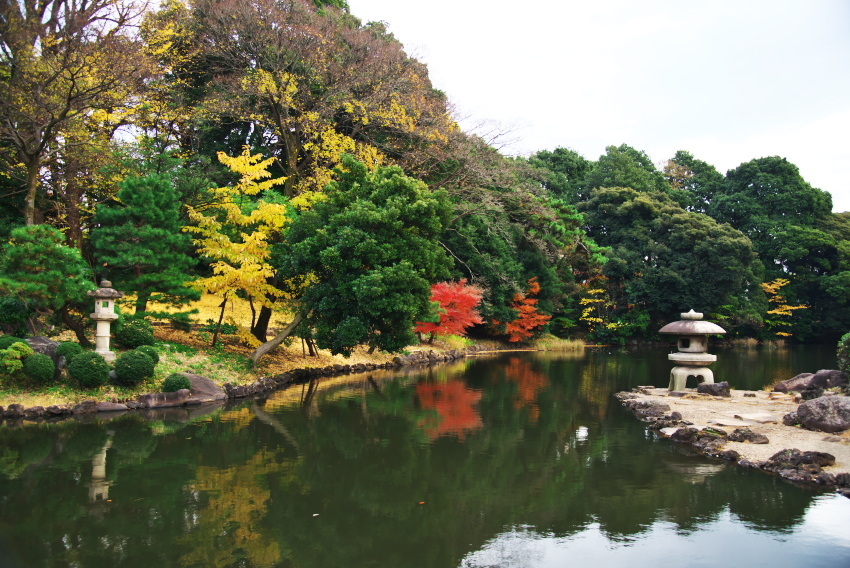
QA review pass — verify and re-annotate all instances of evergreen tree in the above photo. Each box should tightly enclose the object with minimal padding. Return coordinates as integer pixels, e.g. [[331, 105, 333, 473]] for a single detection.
[[92, 175, 200, 313]]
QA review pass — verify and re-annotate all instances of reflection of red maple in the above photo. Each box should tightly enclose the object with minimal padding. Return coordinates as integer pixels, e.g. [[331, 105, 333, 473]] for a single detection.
[[416, 380, 483, 440], [415, 279, 484, 339], [505, 357, 549, 424]]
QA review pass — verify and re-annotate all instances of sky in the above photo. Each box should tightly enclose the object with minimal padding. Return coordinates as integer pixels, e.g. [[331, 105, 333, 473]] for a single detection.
[[347, 0, 850, 212]]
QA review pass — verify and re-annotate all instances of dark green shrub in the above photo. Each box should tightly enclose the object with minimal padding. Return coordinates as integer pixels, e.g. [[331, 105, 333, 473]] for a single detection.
[[115, 317, 155, 348], [112, 351, 155, 387], [168, 312, 195, 332], [134, 345, 160, 364], [56, 341, 83, 364], [0, 335, 26, 350], [23, 353, 55, 384], [838, 332, 850, 376], [162, 373, 192, 393], [0, 296, 31, 336], [68, 352, 110, 389]]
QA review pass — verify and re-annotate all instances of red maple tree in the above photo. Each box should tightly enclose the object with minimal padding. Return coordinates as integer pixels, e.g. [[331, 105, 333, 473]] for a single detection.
[[502, 277, 551, 342], [415, 279, 484, 342]]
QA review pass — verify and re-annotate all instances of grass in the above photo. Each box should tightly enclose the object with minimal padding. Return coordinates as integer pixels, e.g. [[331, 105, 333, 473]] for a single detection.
[[531, 334, 585, 351]]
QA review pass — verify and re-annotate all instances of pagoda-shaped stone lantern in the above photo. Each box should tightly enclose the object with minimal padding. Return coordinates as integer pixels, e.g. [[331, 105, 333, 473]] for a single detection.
[[88, 281, 124, 362], [659, 310, 726, 392]]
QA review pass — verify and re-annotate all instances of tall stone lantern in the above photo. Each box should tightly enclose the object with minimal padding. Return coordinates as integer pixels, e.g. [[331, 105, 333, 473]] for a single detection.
[[659, 310, 726, 392], [88, 280, 124, 362]]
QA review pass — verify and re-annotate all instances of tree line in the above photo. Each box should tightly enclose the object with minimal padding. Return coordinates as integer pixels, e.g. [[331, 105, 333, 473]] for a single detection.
[[1, 0, 847, 358]]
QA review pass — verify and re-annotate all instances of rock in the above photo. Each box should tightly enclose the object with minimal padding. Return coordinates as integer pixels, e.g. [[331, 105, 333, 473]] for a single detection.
[[773, 373, 814, 393], [45, 405, 72, 416], [25, 336, 58, 358], [72, 400, 98, 414], [23, 406, 45, 419], [810, 369, 849, 389], [183, 373, 227, 401], [138, 389, 191, 409], [783, 411, 800, 426], [3, 404, 24, 418], [763, 449, 836, 473], [719, 450, 741, 461], [697, 381, 731, 397], [97, 401, 129, 412], [728, 428, 769, 444], [627, 400, 671, 419], [744, 392, 757, 398], [801, 387, 824, 401], [796, 396, 850, 433]]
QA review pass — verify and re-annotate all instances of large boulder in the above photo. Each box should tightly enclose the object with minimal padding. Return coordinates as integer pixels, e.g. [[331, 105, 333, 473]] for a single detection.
[[773, 373, 814, 393], [697, 381, 731, 397], [796, 396, 850, 433], [773, 370, 848, 393], [26, 336, 63, 380], [183, 373, 227, 402]]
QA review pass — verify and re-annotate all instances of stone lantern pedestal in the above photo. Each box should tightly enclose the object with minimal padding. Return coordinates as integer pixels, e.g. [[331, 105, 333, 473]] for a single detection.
[[88, 281, 124, 362], [659, 310, 726, 392]]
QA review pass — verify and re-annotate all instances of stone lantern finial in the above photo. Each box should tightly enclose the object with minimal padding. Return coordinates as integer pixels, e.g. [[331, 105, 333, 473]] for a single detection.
[[658, 309, 726, 392], [88, 281, 124, 362]]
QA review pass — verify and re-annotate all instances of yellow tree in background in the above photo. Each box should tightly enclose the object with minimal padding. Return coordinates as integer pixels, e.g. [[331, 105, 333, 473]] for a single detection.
[[761, 278, 808, 338], [185, 148, 313, 345]]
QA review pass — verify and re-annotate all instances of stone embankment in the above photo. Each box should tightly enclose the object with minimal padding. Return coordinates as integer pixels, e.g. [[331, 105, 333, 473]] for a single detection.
[[0, 345, 492, 424], [616, 370, 850, 496]]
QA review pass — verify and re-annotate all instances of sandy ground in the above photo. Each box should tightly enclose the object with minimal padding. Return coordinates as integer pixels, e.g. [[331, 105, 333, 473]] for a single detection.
[[626, 387, 850, 476]]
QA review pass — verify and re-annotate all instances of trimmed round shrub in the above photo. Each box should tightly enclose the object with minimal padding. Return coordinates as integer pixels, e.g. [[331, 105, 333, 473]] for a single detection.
[[838, 332, 850, 376], [23, 353, 55, 384], [134, 344, 160, 364], [162, 373, 192, 393], [56, 341, 83, 364], [0, 335, 26, 350], [115, 317, 155, 348], [68, 352, 110, 389], [112, 351, 155, 387]]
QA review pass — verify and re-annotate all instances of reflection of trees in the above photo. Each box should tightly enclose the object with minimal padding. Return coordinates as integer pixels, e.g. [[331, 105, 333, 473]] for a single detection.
[[416, 379, 483, 439], [0, 349, 836, 566]]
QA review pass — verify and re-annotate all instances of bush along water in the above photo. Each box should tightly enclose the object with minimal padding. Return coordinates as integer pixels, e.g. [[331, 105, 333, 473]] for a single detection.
[[838, 332, 850, 376], [23, 353, 55, 384], [162, 373, 191, 393], [112, 351, 156, 387], [56, 341, 83, 365], [68, 352, 110, 389], [134, 344, 160, 364]]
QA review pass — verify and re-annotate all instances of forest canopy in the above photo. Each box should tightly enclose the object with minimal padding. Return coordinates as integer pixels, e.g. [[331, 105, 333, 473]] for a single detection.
[[1, 0, 847, 356]]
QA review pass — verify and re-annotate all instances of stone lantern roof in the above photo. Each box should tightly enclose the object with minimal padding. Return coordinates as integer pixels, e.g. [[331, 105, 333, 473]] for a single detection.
[[658, 310, 726, 336], [87, 280, 124, 300]]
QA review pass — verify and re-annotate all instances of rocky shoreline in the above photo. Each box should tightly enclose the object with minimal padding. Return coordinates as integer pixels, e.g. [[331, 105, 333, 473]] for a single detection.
[[616, 381, 850, 497], [0, 345, 494, 424]]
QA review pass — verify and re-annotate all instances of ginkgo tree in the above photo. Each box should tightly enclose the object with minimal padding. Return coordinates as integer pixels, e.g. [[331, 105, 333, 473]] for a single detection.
[[185, 148, 313, 344]]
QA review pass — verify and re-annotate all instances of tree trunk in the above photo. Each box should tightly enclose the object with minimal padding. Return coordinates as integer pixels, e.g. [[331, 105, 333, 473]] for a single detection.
[[212, 297, 228, 347], [251, 308, 308, 366], [251, 305, 273, 342], [306, 336, 318, 357], [24, 158, 40, 226], [60, 306, 92, 347], [135, 291, 150, 315]]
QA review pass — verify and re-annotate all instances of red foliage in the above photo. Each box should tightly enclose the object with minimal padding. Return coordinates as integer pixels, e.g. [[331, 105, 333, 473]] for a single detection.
[[416, 380, 483, 440], [415, 279, 484, 338], [503, 277, 551, 342]]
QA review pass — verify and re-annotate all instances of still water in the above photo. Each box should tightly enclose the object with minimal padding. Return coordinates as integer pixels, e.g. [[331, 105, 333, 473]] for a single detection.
[[0, 346, 849, 567]]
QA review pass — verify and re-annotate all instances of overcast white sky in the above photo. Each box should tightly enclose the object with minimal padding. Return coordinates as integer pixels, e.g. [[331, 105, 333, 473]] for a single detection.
[[347, 0, 850, 212]]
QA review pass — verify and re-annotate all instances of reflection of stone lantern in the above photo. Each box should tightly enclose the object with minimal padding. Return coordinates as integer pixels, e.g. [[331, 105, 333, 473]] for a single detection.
[[659, 310, 726, 392], [88, 281, 123, 363]]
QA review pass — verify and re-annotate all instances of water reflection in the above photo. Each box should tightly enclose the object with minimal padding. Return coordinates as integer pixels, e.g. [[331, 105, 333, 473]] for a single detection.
[[0, 346, 846, 567]]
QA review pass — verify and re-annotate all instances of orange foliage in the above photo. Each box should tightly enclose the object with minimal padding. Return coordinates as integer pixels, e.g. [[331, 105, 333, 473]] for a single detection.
[[504, 357, 549, 424], [499, 277, 552, 342], [414, 279, 484, 338], [416, 380, 483, 440]]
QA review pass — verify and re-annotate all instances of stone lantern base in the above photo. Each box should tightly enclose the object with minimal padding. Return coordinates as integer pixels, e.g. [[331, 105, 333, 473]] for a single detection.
[[669, 366, 715, 392]]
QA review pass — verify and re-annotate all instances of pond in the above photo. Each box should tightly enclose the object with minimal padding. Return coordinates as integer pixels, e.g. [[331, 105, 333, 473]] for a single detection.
[[0, 345, 848, 567]]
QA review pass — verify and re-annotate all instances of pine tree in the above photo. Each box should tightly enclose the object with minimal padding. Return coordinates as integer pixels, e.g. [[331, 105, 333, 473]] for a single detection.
[[92, 174, 199, 313]]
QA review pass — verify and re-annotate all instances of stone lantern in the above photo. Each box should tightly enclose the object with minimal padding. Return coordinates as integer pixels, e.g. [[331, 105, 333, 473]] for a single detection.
[[88, 280, 124, 362], [659, 309, 726, 392]]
